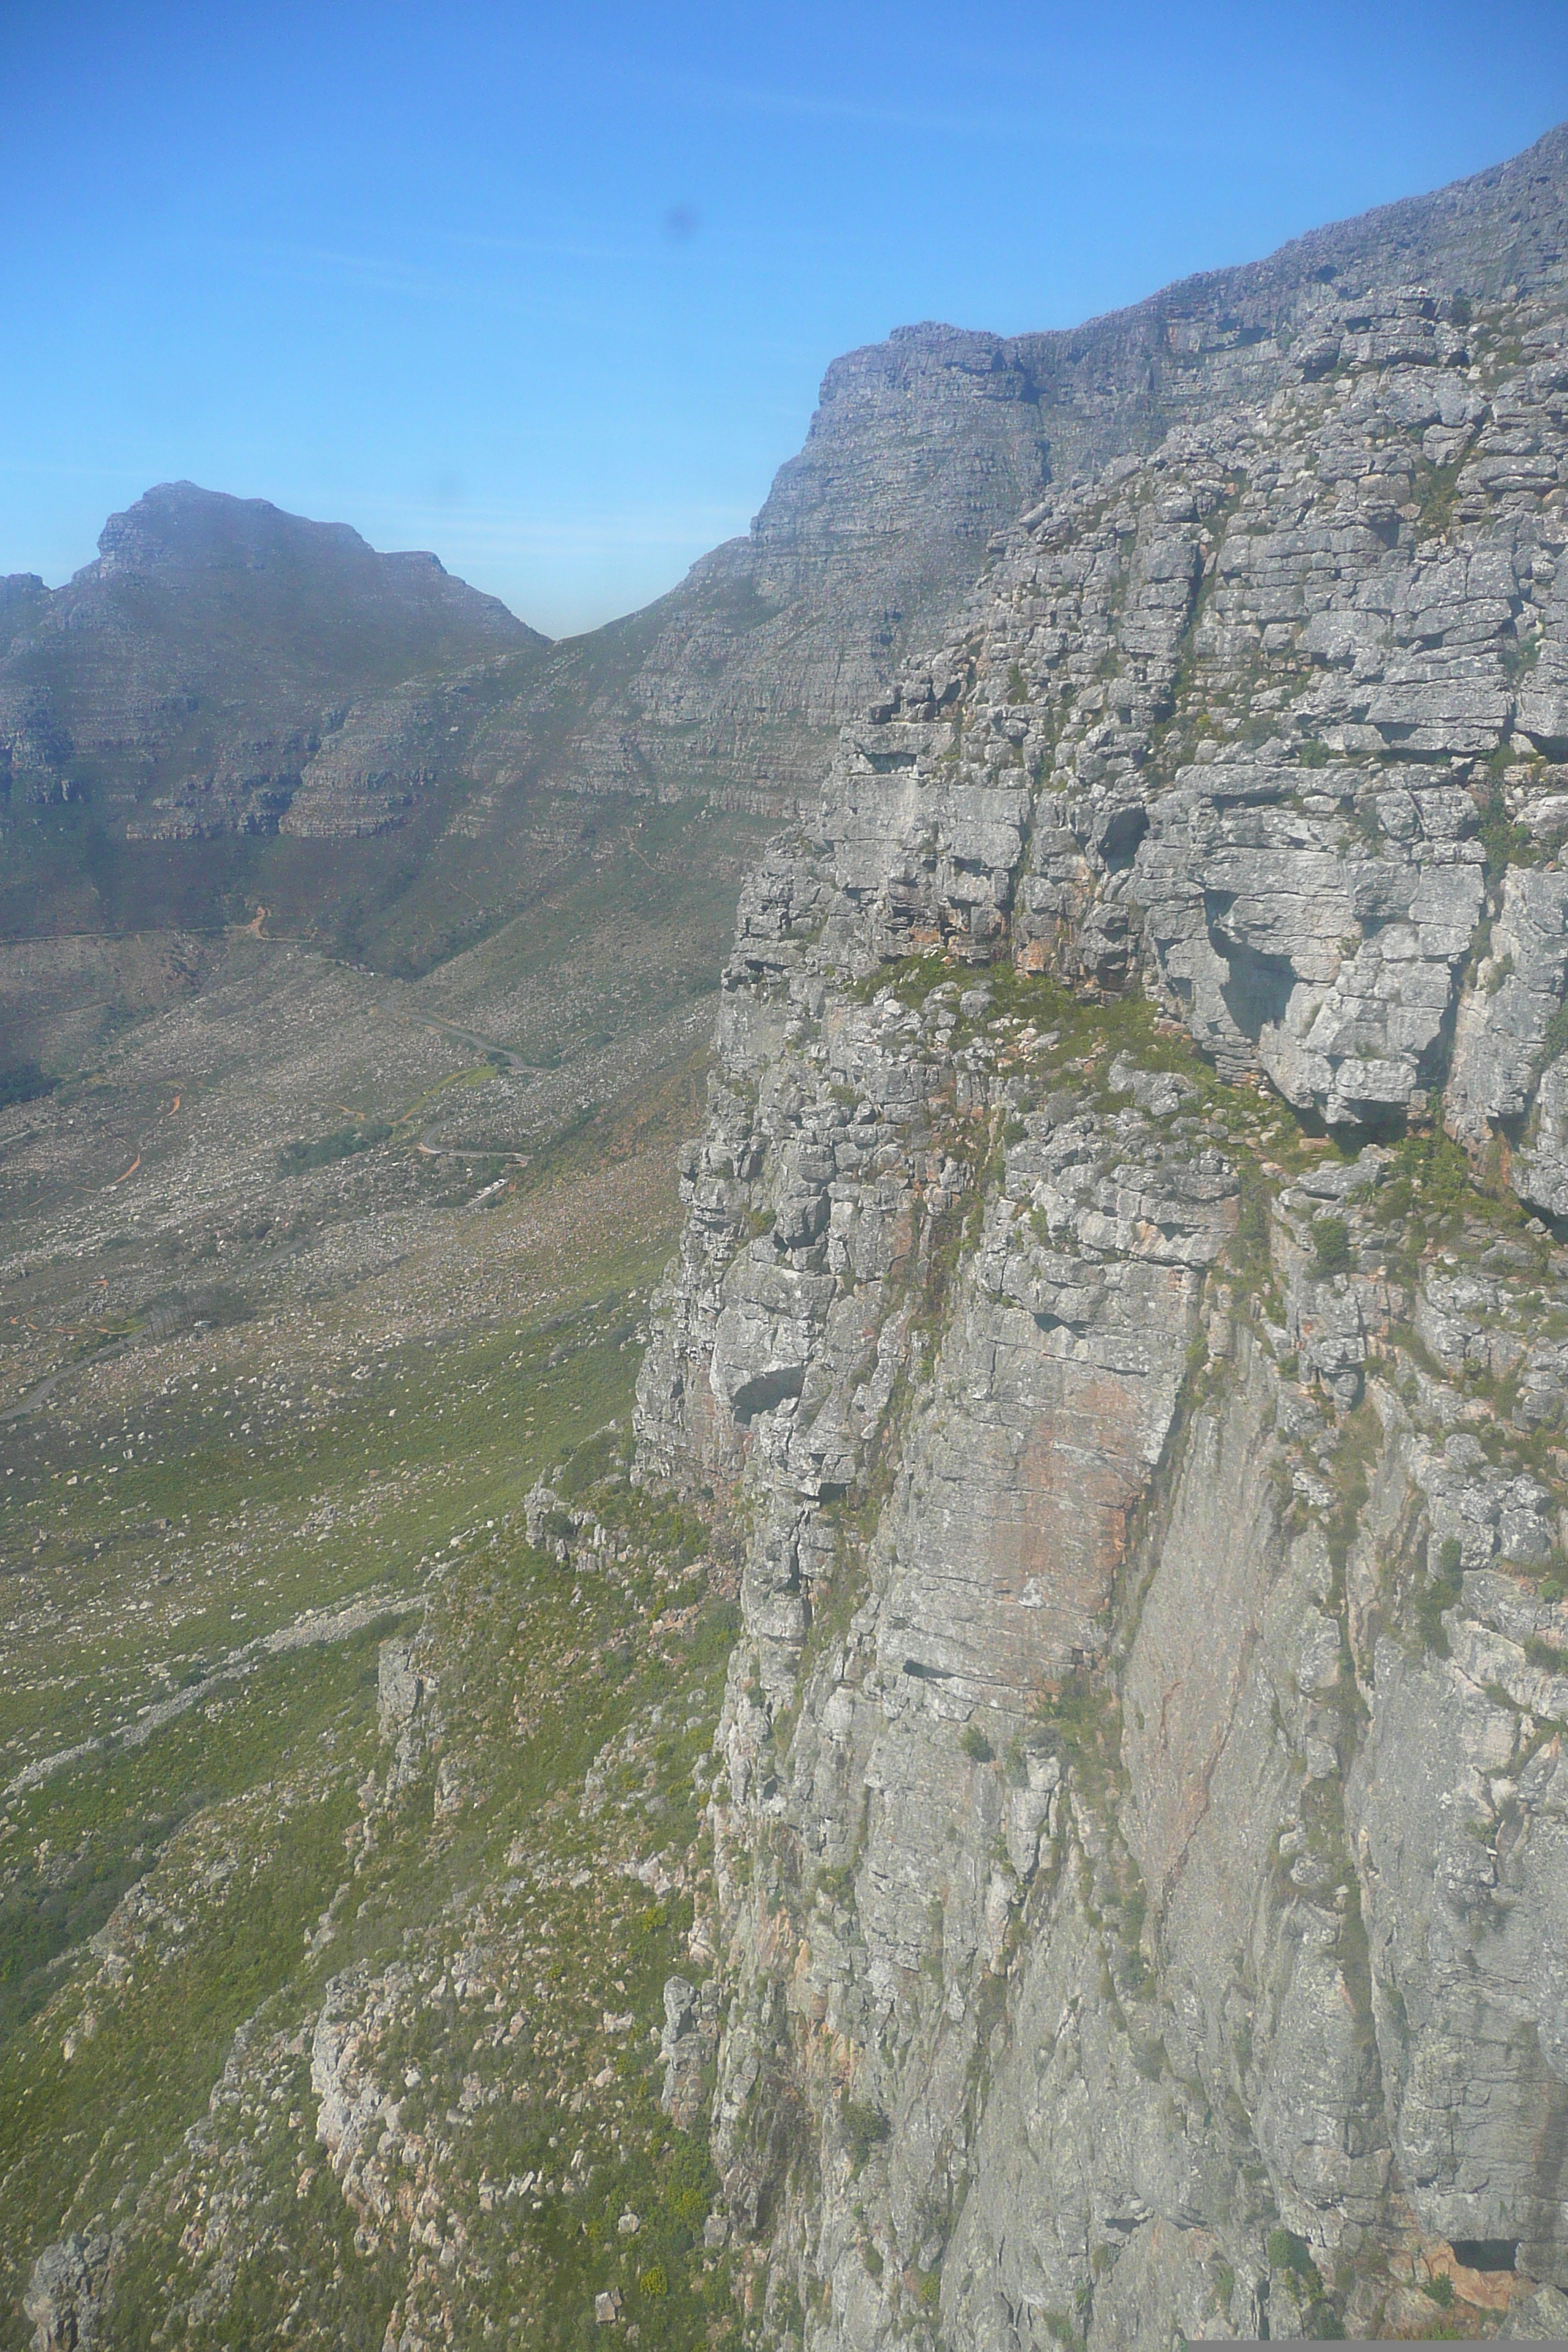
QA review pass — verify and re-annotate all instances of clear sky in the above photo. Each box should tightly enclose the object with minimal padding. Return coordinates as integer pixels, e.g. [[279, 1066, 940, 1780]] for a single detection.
[[4, 1, 1566, 638]]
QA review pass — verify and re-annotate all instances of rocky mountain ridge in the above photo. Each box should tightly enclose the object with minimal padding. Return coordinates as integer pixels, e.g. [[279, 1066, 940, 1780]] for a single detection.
[[8, 126, 1568, 907], [0, 481, 543, 842], [625, 255, 1568, 2343], [505, 117, 1568, 815], [14, 119, 1568, 2352]]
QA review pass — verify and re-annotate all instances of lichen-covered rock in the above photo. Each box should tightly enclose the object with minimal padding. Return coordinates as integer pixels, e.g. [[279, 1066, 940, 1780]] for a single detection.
[[1503, 2281, 1568, 2338], [633, 244, 1568, 2347], [22, 2231, 113, 2352]]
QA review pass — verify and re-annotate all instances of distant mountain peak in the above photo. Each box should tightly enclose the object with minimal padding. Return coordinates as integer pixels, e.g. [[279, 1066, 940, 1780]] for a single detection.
[[0, 481, 548, 841], [90, 482, 493, 606]]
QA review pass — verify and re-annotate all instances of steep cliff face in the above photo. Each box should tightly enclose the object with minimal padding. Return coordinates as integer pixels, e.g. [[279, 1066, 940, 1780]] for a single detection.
[[633, 263, 1568, 2342], [16, 132, 1568, 2352], [544, 119, 1568, 810]]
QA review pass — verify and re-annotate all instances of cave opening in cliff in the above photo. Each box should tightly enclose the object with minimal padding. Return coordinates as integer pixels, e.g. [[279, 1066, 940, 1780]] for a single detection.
[[1450, 2238, 1518, 2272]]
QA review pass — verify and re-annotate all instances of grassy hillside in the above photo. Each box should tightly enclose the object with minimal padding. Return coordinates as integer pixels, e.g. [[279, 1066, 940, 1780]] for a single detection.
[[0, 1060, 745, 2346], [0, 758, 783, 2342]]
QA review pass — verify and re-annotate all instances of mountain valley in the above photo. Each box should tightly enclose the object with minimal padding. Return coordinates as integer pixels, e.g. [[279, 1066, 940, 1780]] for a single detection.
[[9, 119, 1568, 2351]]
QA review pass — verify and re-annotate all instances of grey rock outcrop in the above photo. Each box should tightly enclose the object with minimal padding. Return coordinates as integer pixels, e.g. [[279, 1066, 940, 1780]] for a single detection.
[[769, 277, 1568, 1175], [374, 1629, 440, 1803], [1449, 862, 1568, 1214], [658, 1972, 720, 2129], [1501, 2281, 1568, 2338], [22, 2232, 112, 2351], [632, 235, 1568, 2347]]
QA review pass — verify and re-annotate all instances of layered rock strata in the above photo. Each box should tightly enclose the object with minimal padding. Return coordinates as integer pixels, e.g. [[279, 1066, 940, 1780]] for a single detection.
[[10, 127, 1568, 859], [633, 268, 1568, 2344], [0, 483, 543, 839], [549, 121, 1568, 810]]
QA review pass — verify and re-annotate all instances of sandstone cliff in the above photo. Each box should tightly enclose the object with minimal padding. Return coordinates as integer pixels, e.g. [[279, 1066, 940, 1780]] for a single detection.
[[630, 257, 1568, 2343], [559, 118, 1568, 809], [17, 127, 1568, 2352]]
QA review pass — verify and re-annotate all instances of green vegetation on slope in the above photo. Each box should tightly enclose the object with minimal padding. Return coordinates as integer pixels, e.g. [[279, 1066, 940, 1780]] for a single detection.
[[0, 1074, 745, 2344]]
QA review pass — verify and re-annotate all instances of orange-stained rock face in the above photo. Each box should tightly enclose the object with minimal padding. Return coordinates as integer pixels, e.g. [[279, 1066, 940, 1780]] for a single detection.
[[878, 1309, 1198, 1711], [628, 127, 1568, 2348]]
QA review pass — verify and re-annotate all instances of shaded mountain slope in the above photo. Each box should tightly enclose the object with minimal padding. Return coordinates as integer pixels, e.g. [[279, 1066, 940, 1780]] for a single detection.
[[0, 482, 546, 838]]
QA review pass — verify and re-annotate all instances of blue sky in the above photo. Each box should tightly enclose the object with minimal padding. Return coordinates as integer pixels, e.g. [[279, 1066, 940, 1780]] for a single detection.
[[3, 2, 1566, 637]]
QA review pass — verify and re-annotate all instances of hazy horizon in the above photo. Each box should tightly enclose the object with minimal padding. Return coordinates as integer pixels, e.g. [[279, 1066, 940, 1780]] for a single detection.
[[5, 0, 1567, 637]]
